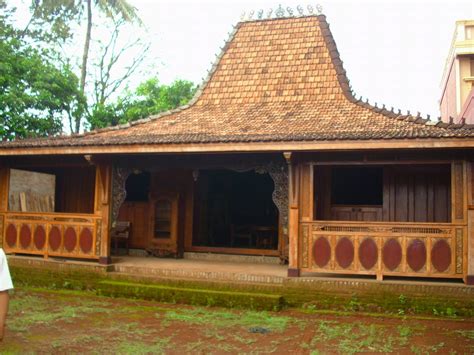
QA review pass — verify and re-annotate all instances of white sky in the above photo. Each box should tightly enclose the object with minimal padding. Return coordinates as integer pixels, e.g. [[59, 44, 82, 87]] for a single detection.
[[128, 0, 473, 119]]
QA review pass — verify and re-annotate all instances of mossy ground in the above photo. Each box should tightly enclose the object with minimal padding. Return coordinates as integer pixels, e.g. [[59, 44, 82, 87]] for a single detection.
[[1, 287, 473, 354]]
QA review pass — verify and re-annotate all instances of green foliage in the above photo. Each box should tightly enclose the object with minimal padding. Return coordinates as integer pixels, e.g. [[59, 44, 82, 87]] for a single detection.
[[87, 78, 197, 129], [0, 37, 84, 140], [0, 1, 84, 140]]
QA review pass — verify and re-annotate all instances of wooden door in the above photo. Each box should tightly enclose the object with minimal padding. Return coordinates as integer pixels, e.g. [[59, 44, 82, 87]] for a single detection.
[[148, 193, 179, 256]]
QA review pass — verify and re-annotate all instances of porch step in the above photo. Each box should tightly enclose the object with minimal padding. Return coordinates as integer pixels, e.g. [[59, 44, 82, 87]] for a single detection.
[[96, 280, 284, 311], [183, 252, 281, 265]]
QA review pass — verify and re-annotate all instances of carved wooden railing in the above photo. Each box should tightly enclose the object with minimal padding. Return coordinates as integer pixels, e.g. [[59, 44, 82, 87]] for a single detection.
[[300, 221, 466, 279], [1, 212, 102, 260]]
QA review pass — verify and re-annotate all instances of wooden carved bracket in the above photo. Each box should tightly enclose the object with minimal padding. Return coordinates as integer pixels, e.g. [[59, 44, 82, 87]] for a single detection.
[[111, 166, 132, 228]]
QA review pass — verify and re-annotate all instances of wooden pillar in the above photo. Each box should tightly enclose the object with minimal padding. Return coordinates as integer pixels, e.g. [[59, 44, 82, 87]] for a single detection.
[[94, 162, 113, 265], [285, 152, 300, 277], [0, 167, 9, 248], [466, 161, 474, 285]]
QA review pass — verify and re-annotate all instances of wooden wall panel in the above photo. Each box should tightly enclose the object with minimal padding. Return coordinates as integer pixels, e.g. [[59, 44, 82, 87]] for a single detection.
[[56, 167, 95, 213], [118, 202, 150, 249], [299, 164, 313, 222], [385, 166, 451, 223]]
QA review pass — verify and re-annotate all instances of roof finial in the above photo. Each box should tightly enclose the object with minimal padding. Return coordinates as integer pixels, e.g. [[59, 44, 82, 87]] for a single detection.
[[240, 11, 246, 21], [398, 109, 401, 114], [257, 9, 264, 19], [286, 7, 294, 16], [407, 110, 410, 115], [267, 8, 273, 18], [427, 114, 430, 120], [248, 10, 255, 20], [276, 4, 285, 17], [307, 5, 314, 14], [316, 4, 323, 14], [297, 5, 304, 15], [416, 111, 421, 117]]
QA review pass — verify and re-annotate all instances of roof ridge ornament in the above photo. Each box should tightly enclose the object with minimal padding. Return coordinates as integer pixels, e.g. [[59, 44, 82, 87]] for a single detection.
[[240, 4, 323, 22]]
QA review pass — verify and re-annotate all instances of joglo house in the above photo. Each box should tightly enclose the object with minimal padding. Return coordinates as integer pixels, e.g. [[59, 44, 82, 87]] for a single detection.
[[1, 12, 474, 285]]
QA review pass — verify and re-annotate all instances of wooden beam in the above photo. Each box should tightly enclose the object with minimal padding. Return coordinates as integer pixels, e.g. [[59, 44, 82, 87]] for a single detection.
[[2, 138, 474, 156], [94, 163, 112, 264], [0, 167, 9, 249], [287, 153, 300, 277]]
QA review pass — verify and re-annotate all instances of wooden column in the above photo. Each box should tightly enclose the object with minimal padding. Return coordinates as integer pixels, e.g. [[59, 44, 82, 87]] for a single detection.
[[285, 152, 300, 277], [467, 161, 474, 285], [0, 167, 9, 248], [94, 162, 113, 265]]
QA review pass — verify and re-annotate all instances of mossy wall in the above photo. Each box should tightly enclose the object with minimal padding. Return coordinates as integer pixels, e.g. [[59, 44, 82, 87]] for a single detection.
[[9, 265, 474, 318]]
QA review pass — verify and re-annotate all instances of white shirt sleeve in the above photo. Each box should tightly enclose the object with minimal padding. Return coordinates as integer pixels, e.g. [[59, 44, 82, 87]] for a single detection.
[[0, 248, 13, 291]]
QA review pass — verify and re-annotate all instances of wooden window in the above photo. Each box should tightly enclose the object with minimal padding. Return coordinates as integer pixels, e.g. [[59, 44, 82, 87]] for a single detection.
[[154, 199, 172, 239]]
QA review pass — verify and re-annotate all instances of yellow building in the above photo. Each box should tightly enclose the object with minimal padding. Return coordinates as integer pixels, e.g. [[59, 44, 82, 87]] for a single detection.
[[440, 20, 474, 124]]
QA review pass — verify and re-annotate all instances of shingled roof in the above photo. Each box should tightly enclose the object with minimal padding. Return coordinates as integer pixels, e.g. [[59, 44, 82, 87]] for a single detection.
[[2, 14, 473, 151]]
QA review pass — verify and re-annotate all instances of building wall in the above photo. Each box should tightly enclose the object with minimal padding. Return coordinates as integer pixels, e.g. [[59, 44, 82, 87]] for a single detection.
[[8, 169, 55, 212], [440, 60, 458, 122], [459, 56, 474, 116]]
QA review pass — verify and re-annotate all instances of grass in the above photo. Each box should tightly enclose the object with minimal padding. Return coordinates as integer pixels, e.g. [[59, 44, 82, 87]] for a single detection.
[[112, 338, 171, 355], [162, 308, 290, 332], [301, 320, 416, 354]]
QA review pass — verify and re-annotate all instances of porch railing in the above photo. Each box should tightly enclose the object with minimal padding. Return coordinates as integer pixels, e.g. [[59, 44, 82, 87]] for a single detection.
[[299, 221, 466, 279], [1, 212, 102, 260]]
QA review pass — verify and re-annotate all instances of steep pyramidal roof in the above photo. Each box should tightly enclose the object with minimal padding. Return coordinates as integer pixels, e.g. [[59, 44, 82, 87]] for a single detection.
[[3, 15, 473, 150]]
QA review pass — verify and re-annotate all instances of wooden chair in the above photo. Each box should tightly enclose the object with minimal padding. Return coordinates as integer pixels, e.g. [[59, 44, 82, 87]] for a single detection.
[[230, 224, 253, 248], [111, 221, 131, 255]]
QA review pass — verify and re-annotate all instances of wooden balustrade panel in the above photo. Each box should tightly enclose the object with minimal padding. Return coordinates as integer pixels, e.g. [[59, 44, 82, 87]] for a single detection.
[[2, 212, 101, 260], [302, 221, 465, 279]]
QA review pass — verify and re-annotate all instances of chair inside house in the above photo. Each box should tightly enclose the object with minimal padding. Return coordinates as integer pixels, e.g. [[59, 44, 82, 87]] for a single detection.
[[111, 221, 131, 255], [230, 224, 253, 247]]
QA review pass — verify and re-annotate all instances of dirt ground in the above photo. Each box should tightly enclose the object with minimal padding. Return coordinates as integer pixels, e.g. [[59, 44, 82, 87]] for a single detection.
[[1, 287, 473, 354]]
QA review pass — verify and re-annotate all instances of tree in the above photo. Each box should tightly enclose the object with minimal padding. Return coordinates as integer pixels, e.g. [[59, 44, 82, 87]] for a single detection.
[[0, 37, 83, 141], [92, 18, 150, 108], [31, 0, 142, 133], [88, 78, 197, 129]]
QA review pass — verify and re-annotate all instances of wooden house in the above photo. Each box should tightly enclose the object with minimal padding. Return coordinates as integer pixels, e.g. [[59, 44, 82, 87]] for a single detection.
[[1, 13, 474, 284]]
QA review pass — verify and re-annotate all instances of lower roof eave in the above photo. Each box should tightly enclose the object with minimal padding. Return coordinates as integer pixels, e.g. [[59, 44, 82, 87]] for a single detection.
[[1, 138, 474, 156]]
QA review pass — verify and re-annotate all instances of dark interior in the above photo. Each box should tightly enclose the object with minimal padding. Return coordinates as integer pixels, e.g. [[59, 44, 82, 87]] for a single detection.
[[125, 171, 150, 202], [331, 167, 383, 205], [193, 169, 278, 249]]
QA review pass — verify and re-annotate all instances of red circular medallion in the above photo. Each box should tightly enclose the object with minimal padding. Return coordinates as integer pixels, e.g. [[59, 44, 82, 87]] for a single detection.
[[431, 239, 451, 273], [312, 237, 331, 268], [34, 225, 46, 250], [359, 238, 378, 270], [64, 227, 77, 252], [335, 237, 354, 269], [407, 239, 426, 272], [5, 224, 17, 248], [382, 238, 402, 271], [49, 226, 61, 251], [79, 228, 93, 254], [19, 225, 32, 249]]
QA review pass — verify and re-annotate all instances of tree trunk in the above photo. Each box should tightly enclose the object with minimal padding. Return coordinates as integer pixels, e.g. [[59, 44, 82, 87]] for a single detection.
[[78, 0, 92, 133]]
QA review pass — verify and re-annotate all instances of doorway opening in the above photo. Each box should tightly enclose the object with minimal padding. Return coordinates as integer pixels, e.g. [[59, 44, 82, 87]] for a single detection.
[[193, 169, 279, 252]]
